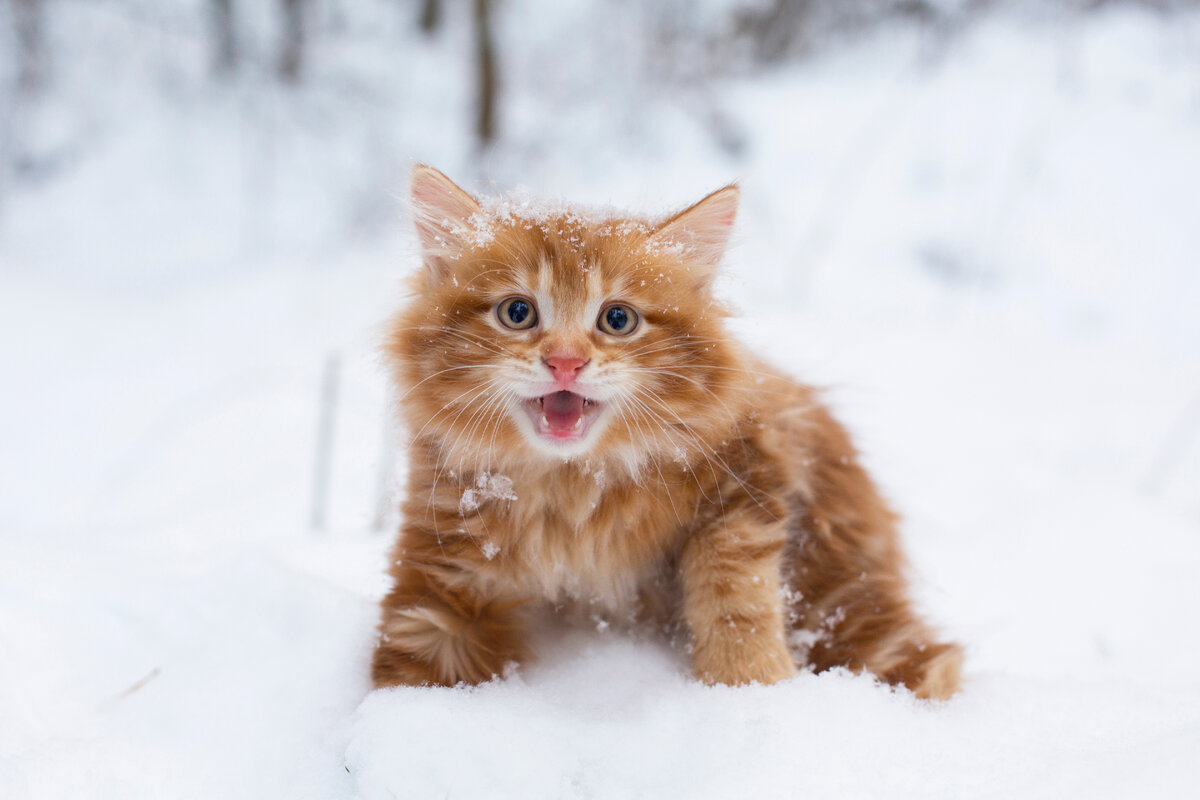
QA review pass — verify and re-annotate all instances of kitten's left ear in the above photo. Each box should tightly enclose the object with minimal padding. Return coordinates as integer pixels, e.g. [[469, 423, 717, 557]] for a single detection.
[[649, 184, 739, 283]]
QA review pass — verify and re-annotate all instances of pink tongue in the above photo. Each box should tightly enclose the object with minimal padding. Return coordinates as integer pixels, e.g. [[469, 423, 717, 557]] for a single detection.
[[543, 391, 584, 431]]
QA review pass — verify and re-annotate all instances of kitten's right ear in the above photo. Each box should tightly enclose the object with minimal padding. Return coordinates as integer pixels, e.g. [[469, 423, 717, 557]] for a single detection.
[[648, 184, 739, 287], [410, 165, 481, 275]]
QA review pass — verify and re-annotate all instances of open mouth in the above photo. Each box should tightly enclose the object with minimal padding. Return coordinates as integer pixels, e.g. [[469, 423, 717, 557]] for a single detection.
[[521, 391, 604, 443]]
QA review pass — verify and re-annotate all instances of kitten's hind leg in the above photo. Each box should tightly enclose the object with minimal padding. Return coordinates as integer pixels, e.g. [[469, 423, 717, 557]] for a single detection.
[[786, 407, 964, 700], [795, 571, 964, 700]]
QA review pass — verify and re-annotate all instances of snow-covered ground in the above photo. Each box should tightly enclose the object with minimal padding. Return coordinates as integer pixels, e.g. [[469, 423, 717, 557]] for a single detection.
[[2, 3, 1199, 798]]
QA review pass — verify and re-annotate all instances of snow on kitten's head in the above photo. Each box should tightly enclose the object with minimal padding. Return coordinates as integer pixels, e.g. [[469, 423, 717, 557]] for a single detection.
[[387, 165, 747, 476]]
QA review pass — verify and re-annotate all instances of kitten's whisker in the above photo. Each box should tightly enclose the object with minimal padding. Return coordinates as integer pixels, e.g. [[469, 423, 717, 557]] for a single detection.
[[621, 366, 795, 399], [633, 388, 777, 521], [612, 396, 681, 522], [480, 390, 520, 499], [391, 325, 512, 358], [409, 376, 506, 450], [619, 333, 734, 357], [446, 388, 517, 547], [435, 329, 513, 358], [457, 387, 512, 467], [624, 368, 742, 426], [392, 363, 508, 406], [434, 383, 510, 482], [620, 392, 722, 512], [627, 392, 736, 525], [420, 377, 509, 525], [621, 340, 702, 359], [454, 265, 516, 292]]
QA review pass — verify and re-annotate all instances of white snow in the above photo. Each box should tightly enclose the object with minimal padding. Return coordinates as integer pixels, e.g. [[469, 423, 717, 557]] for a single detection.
[[2, 3, 1200, 799], [467, 193, 658, 244], [348, 630, 1200, 800], [460, 471, 518, 514]]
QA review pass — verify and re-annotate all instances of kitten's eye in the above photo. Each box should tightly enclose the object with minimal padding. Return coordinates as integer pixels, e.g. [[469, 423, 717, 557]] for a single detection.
[[497, 296, 537, 330], [598, 303, 639, 336]]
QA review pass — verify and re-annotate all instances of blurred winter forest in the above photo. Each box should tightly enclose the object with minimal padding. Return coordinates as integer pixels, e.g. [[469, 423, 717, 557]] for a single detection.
[[4, 0, 1198, 527], [3, 3, 1200, 799], [4, 0, 1198, 253]]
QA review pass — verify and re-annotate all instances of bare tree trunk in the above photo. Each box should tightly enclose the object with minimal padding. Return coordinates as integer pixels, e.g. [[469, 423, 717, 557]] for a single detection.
[[210, 0, 238, 76], [13, 0, 47, 93], [279, 0, 307, 83], [419, 0, 441, 35], [472, 0, 497, 146]]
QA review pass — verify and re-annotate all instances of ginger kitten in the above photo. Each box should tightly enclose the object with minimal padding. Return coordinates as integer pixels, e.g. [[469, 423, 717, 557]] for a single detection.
[[372, 166, 963, 699]]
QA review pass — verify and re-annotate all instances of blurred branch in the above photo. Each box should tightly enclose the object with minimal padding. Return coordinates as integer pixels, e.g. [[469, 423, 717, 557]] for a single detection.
[[734, 0, 814, 63], [419, 0, 442, 35], [13, 0, 48, 93], [210, 0, 238, 77], [279, 0, 307, 82], [473, 0, 498, 146]]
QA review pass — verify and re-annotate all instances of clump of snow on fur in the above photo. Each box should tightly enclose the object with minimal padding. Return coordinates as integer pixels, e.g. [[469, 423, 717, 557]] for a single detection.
[[579, 459, 607, 487], [457, 189, 657, 247], [789, 606, 847, 661], [460, 472, 518, 515], [638, 235, 692, 258]]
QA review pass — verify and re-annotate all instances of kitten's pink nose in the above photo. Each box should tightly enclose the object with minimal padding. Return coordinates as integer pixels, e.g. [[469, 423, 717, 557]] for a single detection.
[[544, 354, 588, 386]]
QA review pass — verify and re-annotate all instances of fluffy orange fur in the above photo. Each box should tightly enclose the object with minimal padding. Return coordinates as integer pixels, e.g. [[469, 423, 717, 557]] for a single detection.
[[372, 166, 963, 699]]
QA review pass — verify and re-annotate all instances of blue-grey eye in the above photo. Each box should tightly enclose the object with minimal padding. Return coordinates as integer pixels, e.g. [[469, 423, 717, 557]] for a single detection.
[[598, 303, 638, 336], [497, 297, 537, 330]]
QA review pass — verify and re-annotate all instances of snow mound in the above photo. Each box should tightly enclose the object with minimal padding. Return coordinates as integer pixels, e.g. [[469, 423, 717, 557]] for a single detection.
[[346, 630, 1200, 800]]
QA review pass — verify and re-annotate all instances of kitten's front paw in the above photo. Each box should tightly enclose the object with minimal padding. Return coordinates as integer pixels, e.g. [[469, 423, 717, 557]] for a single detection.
[[371, 603, 526, 688], [692, 632, 796, 686]]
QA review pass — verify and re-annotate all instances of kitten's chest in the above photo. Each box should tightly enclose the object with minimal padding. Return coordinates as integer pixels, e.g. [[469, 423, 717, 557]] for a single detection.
[[480, 467, 682, 609]]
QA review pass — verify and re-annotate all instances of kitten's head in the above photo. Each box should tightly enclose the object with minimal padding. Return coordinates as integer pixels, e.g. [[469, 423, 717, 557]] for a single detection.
[[387, 166, 747, 475]]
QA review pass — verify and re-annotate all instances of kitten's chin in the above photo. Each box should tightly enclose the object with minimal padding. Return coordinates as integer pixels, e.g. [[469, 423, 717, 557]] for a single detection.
[[516, 391, 607, 457]]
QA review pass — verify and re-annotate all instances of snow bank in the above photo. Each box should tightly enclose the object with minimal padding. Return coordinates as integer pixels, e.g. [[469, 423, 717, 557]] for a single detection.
[[349, 632, 1200, 800]]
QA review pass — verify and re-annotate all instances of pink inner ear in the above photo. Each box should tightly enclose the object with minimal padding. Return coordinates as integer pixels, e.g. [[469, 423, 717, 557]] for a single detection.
[[652, 186, 739, 269], [411, 183, 440, 206], [412, 171, 475, 218], [410, 167, 480, 254]]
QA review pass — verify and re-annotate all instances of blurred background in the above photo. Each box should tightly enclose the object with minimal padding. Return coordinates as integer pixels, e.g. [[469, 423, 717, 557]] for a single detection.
[[2, 2, 1199, 798]]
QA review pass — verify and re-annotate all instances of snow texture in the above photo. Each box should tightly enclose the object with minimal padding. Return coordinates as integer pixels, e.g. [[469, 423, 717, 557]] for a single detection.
[[460, 472, 518, 515], [2, 3, 1199, 799]]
